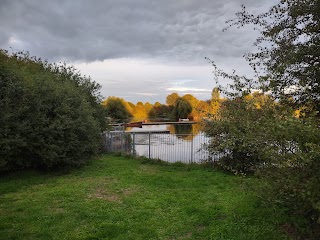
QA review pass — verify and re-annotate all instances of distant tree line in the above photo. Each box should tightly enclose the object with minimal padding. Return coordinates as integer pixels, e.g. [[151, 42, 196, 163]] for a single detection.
[[102, 88, 222, 122]]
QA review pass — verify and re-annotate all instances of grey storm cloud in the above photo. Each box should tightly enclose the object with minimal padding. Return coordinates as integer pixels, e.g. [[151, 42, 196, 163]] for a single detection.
[[0, 0, 275, 63]]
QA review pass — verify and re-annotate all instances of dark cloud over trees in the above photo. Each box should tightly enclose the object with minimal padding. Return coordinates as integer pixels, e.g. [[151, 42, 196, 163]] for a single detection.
[[0, 0, 276, 63]]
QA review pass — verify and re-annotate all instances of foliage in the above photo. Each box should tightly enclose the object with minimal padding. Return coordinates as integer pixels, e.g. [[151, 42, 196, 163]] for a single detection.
[[144, 102, 153, 113], [206, 94, 320, 237], [166, 92, 180, 106], [0, 49, 106, 171], [102, 93, 218, 122], [102, 97, 132, 121], [132, 102, 148, 120], [225, 0, 320, 111], [211, 87, 220, 102], [148, 103, 172, 119], [171, 97, 193, 120], [182, 94, 199, 120], [195, 100, 212, 119], [182, 94, 199, 108], [205, 0, 320, 236], [259, 135, 320, 238], [205, 93, 276, 174]]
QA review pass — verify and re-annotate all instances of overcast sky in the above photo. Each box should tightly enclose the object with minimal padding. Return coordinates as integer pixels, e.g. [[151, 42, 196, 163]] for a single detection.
[[0, 0, 277, 103]]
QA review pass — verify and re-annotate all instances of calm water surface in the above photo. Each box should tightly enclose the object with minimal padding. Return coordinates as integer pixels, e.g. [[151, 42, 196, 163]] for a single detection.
[[124, 124, 211, 163]]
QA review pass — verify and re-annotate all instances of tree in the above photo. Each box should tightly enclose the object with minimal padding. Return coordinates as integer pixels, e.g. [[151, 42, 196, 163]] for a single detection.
[[195, 101, 212, 118], [205, 96, 277, 174], [148, 103, 172, 119], [103, 97, 132, 121], [136, 101, 144, 107], [211, 87, 220, 102], [182, 94, 199, 108], [205, 1, 320, 236], [166, 93, 180, 106], [182, 94, 199, 120], [171, 98, 192, 120], [123, 101, 135, 116], [133, 102, 147, 120], [144, 102, 153, 112], [210, 87, 221, 117], [0, 50, 106, 171], [225, 0, 320, 111], [154, 102, 162, 108]]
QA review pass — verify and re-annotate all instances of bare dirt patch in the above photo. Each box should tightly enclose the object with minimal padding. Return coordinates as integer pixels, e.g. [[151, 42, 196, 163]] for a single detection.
[[139, 165, 159, 174], [88, 185, 139, 203]]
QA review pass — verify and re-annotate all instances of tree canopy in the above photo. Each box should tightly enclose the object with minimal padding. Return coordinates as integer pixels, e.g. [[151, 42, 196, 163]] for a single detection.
[[166, 93, 180, 106], [171, 98, 193, 120], [226, 0, 320, 110], [211, 87, 220, 102], [102, 97, 132, 121], [205, 1, 320, 236], [0, 50, 106, 171]]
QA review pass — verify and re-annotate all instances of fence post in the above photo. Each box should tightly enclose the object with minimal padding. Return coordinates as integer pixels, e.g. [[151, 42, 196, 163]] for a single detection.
[[121, 126, 125, 153], [191, 134, 194, 163], [132, 132, 135, 156], [148, 132, 151, 159], [109, 132, 113, 152]]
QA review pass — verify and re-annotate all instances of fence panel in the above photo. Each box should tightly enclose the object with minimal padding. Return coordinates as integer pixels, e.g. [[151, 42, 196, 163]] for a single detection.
[[104, 131, 218, 163]]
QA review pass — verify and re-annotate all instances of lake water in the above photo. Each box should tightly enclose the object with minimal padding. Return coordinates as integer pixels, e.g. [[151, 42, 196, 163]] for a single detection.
[[123, 123, 212, 163]]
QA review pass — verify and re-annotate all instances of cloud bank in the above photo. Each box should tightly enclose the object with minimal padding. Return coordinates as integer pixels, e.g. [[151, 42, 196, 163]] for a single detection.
[[0, 0, 277, 102]]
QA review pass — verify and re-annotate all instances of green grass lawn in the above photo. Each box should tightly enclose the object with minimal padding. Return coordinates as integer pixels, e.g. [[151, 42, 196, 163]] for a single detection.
[[0, 154, 296, 239]]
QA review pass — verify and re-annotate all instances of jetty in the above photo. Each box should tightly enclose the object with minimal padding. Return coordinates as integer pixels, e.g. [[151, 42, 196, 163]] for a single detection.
[[111, 121, 198, 127], [143, 121, 197, 125]]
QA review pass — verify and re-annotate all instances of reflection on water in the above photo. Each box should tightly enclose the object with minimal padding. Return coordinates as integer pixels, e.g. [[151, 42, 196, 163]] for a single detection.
[[127, 123, 203, 136], [173, 124, 192, 136], [123, 123, 212, 163]]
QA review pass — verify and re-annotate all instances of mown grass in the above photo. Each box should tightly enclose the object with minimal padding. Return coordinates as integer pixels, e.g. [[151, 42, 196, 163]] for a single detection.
[[0, 154, 297, 239]]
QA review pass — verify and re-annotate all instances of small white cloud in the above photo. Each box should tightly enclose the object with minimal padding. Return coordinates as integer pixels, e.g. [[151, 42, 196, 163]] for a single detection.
[[167, 87, 211, 92], [172, 80, 196, 86], [132, 92, 159, 96], [8, 37, 17, 44], [7, 36, 24, 48]]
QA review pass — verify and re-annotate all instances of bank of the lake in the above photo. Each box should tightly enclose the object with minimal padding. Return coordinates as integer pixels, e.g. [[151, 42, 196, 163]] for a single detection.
[[0, 154, 300, 239]]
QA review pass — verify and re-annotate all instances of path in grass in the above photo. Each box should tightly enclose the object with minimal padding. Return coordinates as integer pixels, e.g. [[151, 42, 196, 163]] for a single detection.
[[0, 154, 292, 239]]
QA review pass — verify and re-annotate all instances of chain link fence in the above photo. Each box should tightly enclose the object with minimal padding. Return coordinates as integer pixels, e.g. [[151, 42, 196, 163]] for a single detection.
[[103, 131, 219, 163]]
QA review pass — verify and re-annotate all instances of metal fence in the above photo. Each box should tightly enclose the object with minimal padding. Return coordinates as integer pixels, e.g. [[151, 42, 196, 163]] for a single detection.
[[103, 131, 219, 164]]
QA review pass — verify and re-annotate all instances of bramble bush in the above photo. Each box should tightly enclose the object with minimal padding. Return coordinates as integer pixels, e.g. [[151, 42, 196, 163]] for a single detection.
[[0, 50, 106, 171]]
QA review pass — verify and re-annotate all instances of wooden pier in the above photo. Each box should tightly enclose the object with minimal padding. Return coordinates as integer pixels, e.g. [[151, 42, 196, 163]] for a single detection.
[[111, 121, 198, 127], [142, 121, 197, 125], [128, 130, 170, 134]]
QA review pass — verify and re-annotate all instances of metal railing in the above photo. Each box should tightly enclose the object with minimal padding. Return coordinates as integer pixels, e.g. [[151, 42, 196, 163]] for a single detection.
[[103, 131, 219, 164]]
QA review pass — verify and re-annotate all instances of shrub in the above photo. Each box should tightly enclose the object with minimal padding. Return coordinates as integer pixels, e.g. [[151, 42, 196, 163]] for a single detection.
[[258, 118, 320, 238], [205, 94, 276, 174], [205, 95, 320, 237], [0, 50, 106, 171]]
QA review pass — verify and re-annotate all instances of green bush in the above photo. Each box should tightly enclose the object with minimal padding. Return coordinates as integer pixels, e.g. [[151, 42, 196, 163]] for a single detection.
[[205, 0, 320, 236], [205, 95, 276, 174], [205, 95, 320, 237], [258, 118, 320, 238], [0, 50, 106, 171]]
